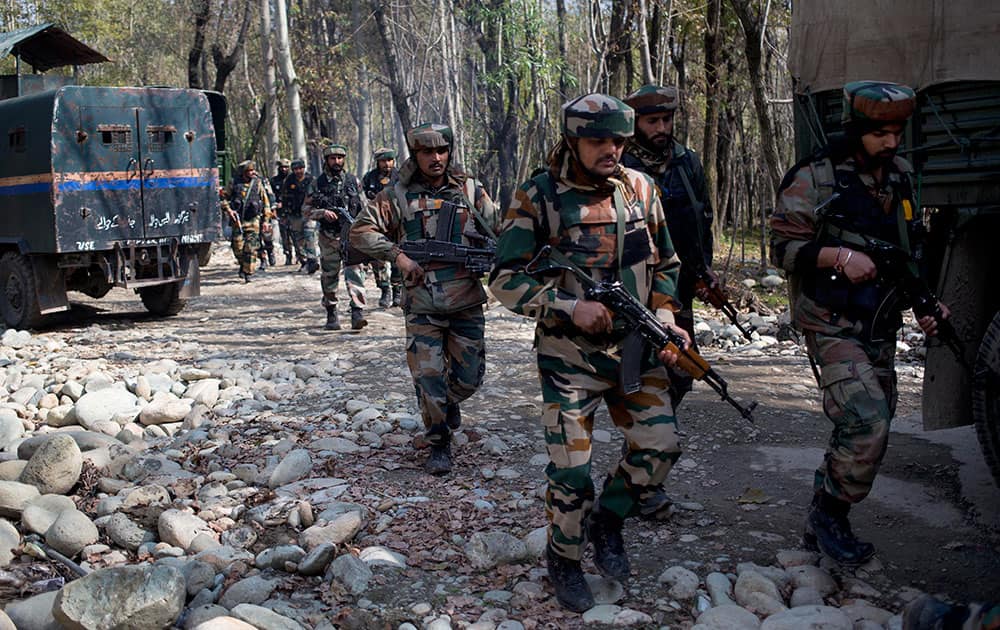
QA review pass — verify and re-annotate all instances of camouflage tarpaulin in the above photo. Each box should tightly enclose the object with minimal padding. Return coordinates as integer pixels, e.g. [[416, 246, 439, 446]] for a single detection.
[[789, 0, 1000, 93]]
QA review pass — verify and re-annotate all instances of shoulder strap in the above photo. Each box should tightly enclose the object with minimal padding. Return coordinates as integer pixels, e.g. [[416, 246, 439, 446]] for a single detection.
[[460, 177, 498, 241]]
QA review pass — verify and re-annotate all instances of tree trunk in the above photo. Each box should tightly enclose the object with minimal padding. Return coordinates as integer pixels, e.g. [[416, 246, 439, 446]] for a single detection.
[[373, 1, 413, 134], [260, 0, 280, 166], [274, 0, 307, 159], [637, 0, 655, 85], [701, 0, 723, 214], [556, 0, 569, 97], [187, 0, 210, 89], [605, 0, 632, 96], [211, 2, 253, 94]]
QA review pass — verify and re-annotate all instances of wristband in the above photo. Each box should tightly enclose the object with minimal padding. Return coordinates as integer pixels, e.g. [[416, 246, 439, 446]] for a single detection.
[[833, 246, 845, 273]]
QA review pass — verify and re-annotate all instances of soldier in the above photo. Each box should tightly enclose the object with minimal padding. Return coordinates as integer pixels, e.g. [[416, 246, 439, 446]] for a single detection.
[[621, 84, 715, 519], [306, 144, 368, 331], [270, 158, 294, 266], [489, 95, 688, 612], [363, 147, 402, 308], [904, 595, 999, 630], [282, 158, 319, 273], [222, 160, 273, 283], [770, 81, 950, 566], [350, 123, 500, 476]]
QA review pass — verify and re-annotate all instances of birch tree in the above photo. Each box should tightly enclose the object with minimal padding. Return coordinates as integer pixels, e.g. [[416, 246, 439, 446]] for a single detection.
[[273, 0, 306, 159]]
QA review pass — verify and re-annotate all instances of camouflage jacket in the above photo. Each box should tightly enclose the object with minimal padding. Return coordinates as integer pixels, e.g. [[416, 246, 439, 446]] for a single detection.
[[622, 139, 713, 302], [770, 153, 917, 334], [306, 169, 363, 233], [281, 173, 313, 217], [223, 175, 273, 223], [489, 145, 681, 360], [362, 167, 399, 200], [350, 159, 500, 315]]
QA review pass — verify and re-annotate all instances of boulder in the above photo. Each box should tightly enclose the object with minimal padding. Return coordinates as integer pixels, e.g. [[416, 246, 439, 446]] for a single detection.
[[44, 509, 99, 557], [73, 389, 139, 430], [19, 434, 83, 495], [53, 564, 185, 629]]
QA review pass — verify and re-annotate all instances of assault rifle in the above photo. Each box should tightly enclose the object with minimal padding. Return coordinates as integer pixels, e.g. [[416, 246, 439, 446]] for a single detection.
[[525, 245, 758, 422], [401, 240, 496, 275], [826, 227, 970, 371], [692, 264, 756, 340]]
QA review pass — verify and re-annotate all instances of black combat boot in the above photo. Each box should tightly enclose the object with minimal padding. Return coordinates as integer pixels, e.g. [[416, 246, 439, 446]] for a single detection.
[[268, 251, 276, 267], [445, 402, 462, 429], [637, 487, 674, 520], [285, 252, 293, 266], [586, 506, 630, 583], [546, 546, 595, 613], [350, 307, 368, 330], [391, 286, 401, 307], [325, 306, 341, 331], [306, 259, 320, 275], [804, 492, 876, 566], [378, 287, 392, 308], [425, 442, 453, 475]]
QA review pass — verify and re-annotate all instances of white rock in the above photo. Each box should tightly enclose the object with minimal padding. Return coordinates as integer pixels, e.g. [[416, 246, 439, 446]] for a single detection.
[[759, 605, 852, 630], [74, 389, 139, 429], [787, 564, 837, 596], [0, 414, 23, 450], [19, 434, 82, 494], [0, 518, 19, 566], [0, 480, 40, 518], [464, 531, 527, 569], [761, 275, 785, 288], [694, 604, 762, 629], [140, 399, 193, 425], [300, 511, 364, 549], [658, 565, 700, 600], [358, 545, 407, 568], [45, 509, 98, 557], [21, 494, 76, 534], [706, 571, 735, 606], [159, 509, 215, 550], [186, 379, 221, 407], [230, 603, 305, 630]]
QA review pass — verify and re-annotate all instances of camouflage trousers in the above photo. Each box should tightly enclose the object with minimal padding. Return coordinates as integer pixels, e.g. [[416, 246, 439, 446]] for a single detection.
[[317, 230, 366, 309], [230, 219, 260, 275], [405, 306, 486, 445], [372, 260, 402, 289], [285, 216, 318, 263], [278, 217, 299, 262], [539, 349, 681, 561], [805, 328, 897, 503], [258, 218, 277, 260]]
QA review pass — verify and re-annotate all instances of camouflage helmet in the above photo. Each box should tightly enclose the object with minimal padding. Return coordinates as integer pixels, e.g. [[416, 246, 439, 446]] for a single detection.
[[323, 144, 348, 158], [562, 93, 634, 139], [290, 158, 306, 169], [406, 123, 453, 151], [842, 81, 916, 126], [373, 146, 397, 161], [623, 84, 679, 115], [277, 158, 291, 167]]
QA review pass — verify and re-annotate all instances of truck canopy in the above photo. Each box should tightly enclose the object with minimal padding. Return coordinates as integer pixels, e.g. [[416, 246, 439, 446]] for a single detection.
[[790, 1, 1000, 94]]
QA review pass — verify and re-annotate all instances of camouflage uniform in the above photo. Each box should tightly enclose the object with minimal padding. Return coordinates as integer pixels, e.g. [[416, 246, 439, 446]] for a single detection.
[[622, 85, 713, 406], [281, 159, 317, 268], [362, 147, 402, 306], [223, 161, 273, 281], [307, 145, 367, 325], [771, 81, 920, 565], [489, 94, 682, 591], [350, 124, 499, 468], [270, 158, 294, 265]]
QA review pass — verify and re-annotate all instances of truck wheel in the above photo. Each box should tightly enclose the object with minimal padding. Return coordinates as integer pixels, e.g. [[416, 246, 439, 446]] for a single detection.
[[0, 253, 42, 329], [972, 311, 1000, 488], [139, 283, 186, 316]]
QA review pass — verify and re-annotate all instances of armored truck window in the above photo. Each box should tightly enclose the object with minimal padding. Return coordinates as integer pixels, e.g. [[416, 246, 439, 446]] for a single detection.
[[146, 125, 176, 152], [8, 127, 26, 153], [97, 124, 132, 152]]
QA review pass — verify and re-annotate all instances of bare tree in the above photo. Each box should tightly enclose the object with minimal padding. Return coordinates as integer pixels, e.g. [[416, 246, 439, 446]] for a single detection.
[[210, 3, 254, 93], [274, 0, 306, 159], [701, 0, 723, 214], [372, 0, 413, 133], [187, 0, 210, 89], [260, 0, 280, 165]]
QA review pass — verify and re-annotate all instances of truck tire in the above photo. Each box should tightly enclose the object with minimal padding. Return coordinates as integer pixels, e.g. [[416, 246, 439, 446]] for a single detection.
[[139, 283, 186, 317], [972, 311, 1000, 488], [0, 253, 42, 329]]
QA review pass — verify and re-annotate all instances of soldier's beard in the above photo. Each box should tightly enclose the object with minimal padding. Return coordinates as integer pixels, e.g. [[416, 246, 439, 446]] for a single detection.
[[636, 129, 671, 154]]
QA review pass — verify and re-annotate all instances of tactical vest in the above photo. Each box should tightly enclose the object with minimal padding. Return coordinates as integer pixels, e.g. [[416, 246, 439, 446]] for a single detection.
[[282, 174, 312, 216], [233, 178, 264, 222], [364, 168, 398, 200], [803, 157, 917, 330], [314, 172, 356, 232], [391, 177, 486, 251]]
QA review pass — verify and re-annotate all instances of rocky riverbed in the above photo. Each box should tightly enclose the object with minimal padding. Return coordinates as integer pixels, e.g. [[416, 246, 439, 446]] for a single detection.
[[0, 245, 994, 629]]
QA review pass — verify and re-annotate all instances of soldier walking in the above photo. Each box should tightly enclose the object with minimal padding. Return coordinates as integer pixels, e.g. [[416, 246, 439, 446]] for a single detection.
[[620, 84, 716, 519], [489, 95, 688, 612], [306, 144, 368, 331], [770, 82, 950, 566], [270, 158, 294, 266], [351, 124, 499, 475], [282, 158, 319, 273], [222, 160, 273, 283], [362, 147, 402, 308]]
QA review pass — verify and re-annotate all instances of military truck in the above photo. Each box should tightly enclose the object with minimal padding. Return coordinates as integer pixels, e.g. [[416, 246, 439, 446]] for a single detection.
[[789, 2, 1000, 485], [0, 24, 222, 328]]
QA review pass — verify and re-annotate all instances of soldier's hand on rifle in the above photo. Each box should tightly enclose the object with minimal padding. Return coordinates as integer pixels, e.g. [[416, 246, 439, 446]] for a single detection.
[[323, 210, 339, 223], [658, 324, 691, 367], [695, 268, 720, 302], [917, 302, 951, 337], [572, 300, 613, 334], [227, 210, 239, 224], [826, 246, 877, 283], [396, 252, 425, 284]]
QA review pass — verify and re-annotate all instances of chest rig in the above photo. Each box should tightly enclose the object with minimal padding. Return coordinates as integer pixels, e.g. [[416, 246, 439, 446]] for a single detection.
[[315, 173, 349, 232], [282, 174, 312, 215]]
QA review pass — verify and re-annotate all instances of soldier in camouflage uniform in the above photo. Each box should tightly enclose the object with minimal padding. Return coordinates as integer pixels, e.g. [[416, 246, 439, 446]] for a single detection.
[[489, 94, 688, 612], [282, 158, 319, 273], [351, 123, 500, 476], [270, 158, 294, 266], [621, 84, 715, 519], [363, 147, 403, 308], [306, 144, 368, 331], [222, 160, 273, 283], [771, 81, 950, 566]]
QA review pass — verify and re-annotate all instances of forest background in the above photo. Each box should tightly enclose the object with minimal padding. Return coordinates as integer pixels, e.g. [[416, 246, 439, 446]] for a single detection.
[[1, 0, 796, 265]]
